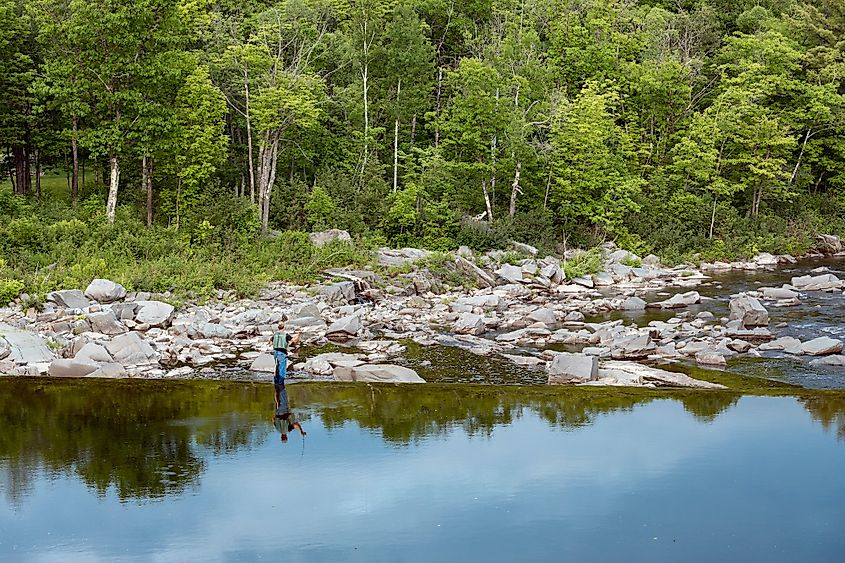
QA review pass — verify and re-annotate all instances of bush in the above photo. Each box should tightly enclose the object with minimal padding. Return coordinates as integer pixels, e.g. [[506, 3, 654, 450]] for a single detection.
[[455, 219, 510, 251], [0, 279, 24, 304], [564, 248, 603, 279]]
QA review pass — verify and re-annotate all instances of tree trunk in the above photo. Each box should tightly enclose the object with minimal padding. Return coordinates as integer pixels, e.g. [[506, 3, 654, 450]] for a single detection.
[[410, 113, 417, 147], [393, 79, 401, 193], [7, 150, 15, 192], [509, 161, 522, 218], [244, 70, 256, 204], [789, 128, 811, 185], [257, 134, 281, 232], [175, 176, 181, 230], [143, 155, 153, 227], [13, 145, 27, 195], [709, 196, 717, 239], [34, 149, 40, 197], [435, 67, 443, 147], [106, 153, 120, 224], [361, 57, 370, 179], [543, 167, 552, 209], [71, 114, 79, 204], [482, 179, 493, 223]]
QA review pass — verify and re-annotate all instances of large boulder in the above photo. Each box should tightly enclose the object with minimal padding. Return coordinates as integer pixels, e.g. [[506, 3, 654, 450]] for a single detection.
[[611, 333, 656, 360], [619, 296, 647, 311], [547, 352, 598, 384], [455, 256, 496, 288], [84, 279, 127, 303], [46, 289, 90, 310], [759, 336, 803, 355], [791, 274, 842, 291], [326, 314, 362, 337], [285, 316, 328, 331], [810, 355, 845, 367], [647, 291, 701, 309], [105, 332, 159, 365], [817, 234, 842, 255], [319, 282, 355, 304], [453, 312, 486, 335], [87, 311, 129, 335], [333, 363, 425, 383], [801, 337, 844, 356], [729, 294, 769, 328], [377, 248, 431, 267], [456, 294, 501, 309], [528, 308, 557, 325], [0, 324, 55, 364], [761, 287, 799, 300], [495, 264, 524, 284], [288, 302, 322, 320], [188, 322, 233, 340], [74, 342, 113, 363], [309, 229, 352, 248], [48, 358, 99, 378], [249, 353, 276, 372], [134, 300, 175, 328]]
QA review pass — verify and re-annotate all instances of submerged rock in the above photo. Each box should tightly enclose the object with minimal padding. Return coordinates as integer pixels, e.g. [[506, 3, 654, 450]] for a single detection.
[[592, 361, 726, 389]]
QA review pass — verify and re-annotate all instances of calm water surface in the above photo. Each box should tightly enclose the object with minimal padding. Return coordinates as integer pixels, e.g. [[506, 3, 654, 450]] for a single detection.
[[1, 379, 845, 561]]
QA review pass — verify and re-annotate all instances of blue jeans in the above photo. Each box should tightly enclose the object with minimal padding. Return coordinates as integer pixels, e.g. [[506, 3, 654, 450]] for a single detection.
[[273, 351, 288, 385]]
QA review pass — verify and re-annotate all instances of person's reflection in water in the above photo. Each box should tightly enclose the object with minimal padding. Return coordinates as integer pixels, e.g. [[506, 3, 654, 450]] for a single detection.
[[272, 386, 306, 444]]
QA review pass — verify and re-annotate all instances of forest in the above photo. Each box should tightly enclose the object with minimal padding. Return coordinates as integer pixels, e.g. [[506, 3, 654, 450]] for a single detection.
[[0, 0, 843, 298]]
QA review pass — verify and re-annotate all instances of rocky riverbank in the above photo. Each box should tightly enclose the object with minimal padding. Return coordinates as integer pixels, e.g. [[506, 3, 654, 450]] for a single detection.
[[2, 234, 845, 389]]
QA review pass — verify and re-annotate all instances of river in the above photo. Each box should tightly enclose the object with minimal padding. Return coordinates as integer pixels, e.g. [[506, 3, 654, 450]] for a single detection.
[[1, 378, 844, 561]]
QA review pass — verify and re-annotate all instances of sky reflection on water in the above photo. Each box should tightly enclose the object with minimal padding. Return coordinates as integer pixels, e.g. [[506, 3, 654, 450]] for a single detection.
[[1, 380, 844, 562]]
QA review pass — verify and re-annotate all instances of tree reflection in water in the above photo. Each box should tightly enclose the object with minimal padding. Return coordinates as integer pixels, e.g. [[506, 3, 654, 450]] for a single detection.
[[1, 378, 841, 507]]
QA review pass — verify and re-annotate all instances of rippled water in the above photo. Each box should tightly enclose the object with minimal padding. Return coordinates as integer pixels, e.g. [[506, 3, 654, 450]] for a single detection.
[[2, 379, 845, 561]]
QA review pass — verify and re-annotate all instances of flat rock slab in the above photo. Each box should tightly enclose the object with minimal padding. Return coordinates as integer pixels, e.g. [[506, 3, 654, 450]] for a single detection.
[[47, 289, 90, 310], [250, 353, 276, 372], [333, 363, 425, 383], [0, 323, 55, 365], [801, 337, 844, 356], [589, 361, 726, 389]]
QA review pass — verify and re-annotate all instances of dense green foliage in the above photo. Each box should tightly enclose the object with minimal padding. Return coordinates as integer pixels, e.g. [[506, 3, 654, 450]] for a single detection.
[[1, 0, 845, 293]]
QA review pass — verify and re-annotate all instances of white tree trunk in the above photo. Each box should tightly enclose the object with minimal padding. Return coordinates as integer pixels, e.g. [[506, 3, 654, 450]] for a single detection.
[[244, 71, 256, 204], [106, 154, 120, 224], [509, 161, 522, 218], [482, 180, 494, 223]]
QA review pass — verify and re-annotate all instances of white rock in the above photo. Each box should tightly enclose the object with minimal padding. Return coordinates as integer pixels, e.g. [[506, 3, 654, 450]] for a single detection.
[[135, 301, 175, 328], [547, 352, 598, 384], [333, 363, 425, 383], [84, 279, 127, 303], [801, 337, 844, 356]]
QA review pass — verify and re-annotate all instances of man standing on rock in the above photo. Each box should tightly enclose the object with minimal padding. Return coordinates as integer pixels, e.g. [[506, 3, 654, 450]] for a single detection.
[[272, 325, 301, 407]]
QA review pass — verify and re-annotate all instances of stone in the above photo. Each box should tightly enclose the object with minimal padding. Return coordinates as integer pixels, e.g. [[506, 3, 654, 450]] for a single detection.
[[809, 355, 845, 367], [84, 279, 127, 303], [188, 322, 233, 339], [619, 296, 647, 311], [511, 241, 538, 256], [593, 272, 614, 286], [595, 361, 726, 389], [303, 357, 334, 375], [495, 264, 524, 284], [572, 276, 594, 288], [0, 339, 9, 361], [754, 253, 778, 266], [565, 311, 585, 322], [319, 282, 356, 304], [648, 291, 701, 309], [801, 337, 844, 356], [288, 302, 322, 320], [759, 337, 803, 355], [528, 308, 557, 325], [308, 229, 352, 248], [135, 300, 175, 328], [285, 316, 328, 331], [729, 294, 769, 328], [48, 358, 99, 378], [46, 289, 90, 310], [695, 350, 727, 366], [791, 274, 842, 291], [326, 314, 362, 337], [501, 354, 544, 367], [105, 332, 159, 365], [547, 352, 598, 384], [816, 234, 842, 255], [455, 256, 496, 288], [377, 248, 431, 267], [87, 311, 128, 335], [333, 364, 425, 383], [111, 303, 139, 321], [457, 294, 501, 309], [0, 324, 55, 364], [250, 353, 276, 372], [612, 333, 656, 359], [728, 340, 752, 353], [539, 262, 565, 284], [761, 287, 798, 300], [453, 313, 486, 335], [74, 342, 113, 363]]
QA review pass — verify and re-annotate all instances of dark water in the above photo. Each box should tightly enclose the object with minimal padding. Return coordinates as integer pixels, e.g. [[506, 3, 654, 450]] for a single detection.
[[2, 378, 845, 561]]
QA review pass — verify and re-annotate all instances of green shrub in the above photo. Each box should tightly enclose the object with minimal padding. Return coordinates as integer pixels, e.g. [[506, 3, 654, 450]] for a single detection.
[[620, 255, 642, 268], [0, 279, 24, 304], [564, 248, 603, 279]]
